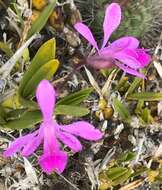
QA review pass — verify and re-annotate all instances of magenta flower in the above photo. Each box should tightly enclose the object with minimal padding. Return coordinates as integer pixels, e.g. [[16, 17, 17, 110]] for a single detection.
[[74, 3, 151, 78], [3, 80, 102, 174]]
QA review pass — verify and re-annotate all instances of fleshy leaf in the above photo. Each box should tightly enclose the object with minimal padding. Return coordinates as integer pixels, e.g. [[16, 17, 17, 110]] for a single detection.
[[56, 88, 93, 106], [2, 105, 89, 129], [1, 92, 21, 109], [107, 167, 132, 186], [117, 152, 136, 163], [127, 92, 162, 101], [0, 41, 13, 57], [125, 75, 145, 96], [2, 110, 42, 129], [113, 98, 131, 122], [19, 38, 56, 97], [28, 1, 56, 38], [21, 58, 59, 99], [55, 105, 89, 117], [0, 106, 6, 124]]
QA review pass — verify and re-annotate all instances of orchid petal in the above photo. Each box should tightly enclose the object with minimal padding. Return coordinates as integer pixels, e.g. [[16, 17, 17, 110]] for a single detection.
[[36, 80, 55, 121], [39, 150, 68, 174], [56, 130, 82, 152], [3, 133, 35, 157], [136, 49, 151, 67], [59, 121, 103, 140], [74, 22, 98, 50], [110, 37, 139, 50], [115, 56, 141, 69], [21, 127, 43, 156], [121, 49, 138, 58], [21, 137, 42, 156], [115, 48, 150, 69], [102, 3, 121, 48], [115, 62, 146, 79], [114, 49, 142, 69]]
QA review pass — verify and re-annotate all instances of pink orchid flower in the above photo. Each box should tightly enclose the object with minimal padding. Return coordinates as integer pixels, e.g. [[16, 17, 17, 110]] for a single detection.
[[74, 3, 151, 78], [3, 80, 103, 174]]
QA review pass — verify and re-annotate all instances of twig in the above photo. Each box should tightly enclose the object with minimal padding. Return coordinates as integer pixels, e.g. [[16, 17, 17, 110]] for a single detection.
[[17, 15, 32, 48], [132, 134, 145, 165], [58, 174, 80, 190], [98, 147, 116, 172], [84, 66, 103, 98], [101, 68, 118, 98], [153, 33, 162, 79], [86, 148, 116, 190], [0, 0, 7, 9], [119, 179, 144, 190], [86, 161, 98, 190], [154, 143, 162, 158]]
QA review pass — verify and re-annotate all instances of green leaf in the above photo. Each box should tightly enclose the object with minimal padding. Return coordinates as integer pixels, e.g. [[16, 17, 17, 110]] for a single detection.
[[3, 110, 42, 129], [19, 38, 57, 96], [22, 48, 30, 62], [55, 105, 89, 117], [107, 167, 132, 186], [6, 108, 27, 120], [135, 100, 144, 114], [2, 104, 89, 129], [0, 41, 13, 57], [22, 59, 59, 98], [56, 88, 93, 106], [19, 98, 38, 109], [112, 168, 132, 186], [117, 152, 136, 163], [113, 98, 131, 122], [107, 167, 128, 181], [1, 92, 21, 109], [28, 1, 56, 38], [157, 168, 162, 182], [0, 106, 6, 124], [127, 92, 162, 101], [131, 167, 147, 178], [0, 116, 6, 125], [140, 108, 154, 124], [125, 77, 142, 96], [12, 3, 24, 26], [115, 76, 129, 91]]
